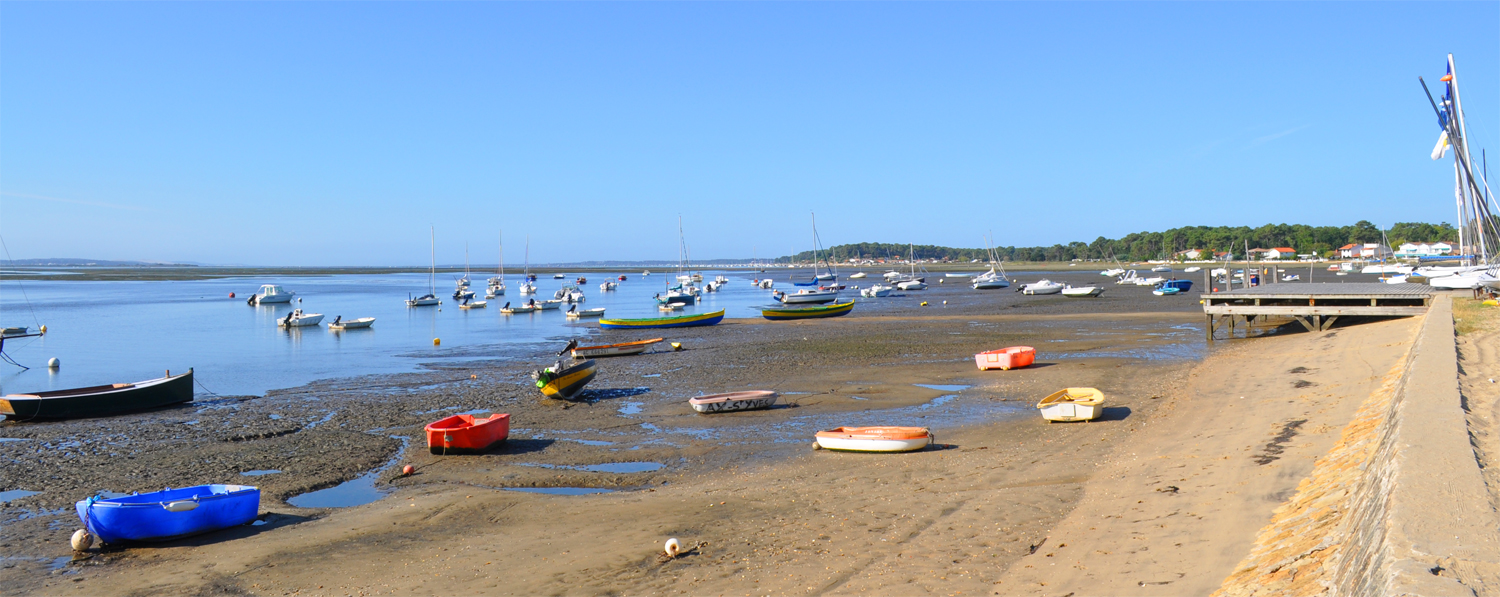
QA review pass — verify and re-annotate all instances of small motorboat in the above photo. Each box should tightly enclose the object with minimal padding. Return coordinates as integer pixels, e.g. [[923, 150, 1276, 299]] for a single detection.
[[500, 302, 536, 314], [642, 270, 651, 276], [327, 316, 375, 330], [757, 279, 774, 289], [425, 413, 510, 454], [895, 280, 927, 291], [566, 307, 606, 319], [860, 284, 894, 298], [1, 326, 30, 337], [1283, 274, 1301, 281], [459, 300, 487, 309], [534, 299, 563, 311], [1019, 280, 1064, 295], [1153, 287, 1182, 296], [600, 282, 618, 292], [814, 427, 932, 452], [848, 272, 868, 279], [576, 277, 587, 285], [452, 289, 475, 301], [773, 288, 840, 304], [690, 391, 779, 413], [2, 369, 193, 420], [761, 300, 854, 320], [572, 338, 664, 358], [532, 359, 597, 400], [1183, 266, 1202, 273], [600, 309, 725, 329], [618, 275, 628, 281], [975, 346, 1035, 371], [553, 274, 566, 279], [76, 484, 259, 544], [658, 303, 684, 312], [1060, 286, 1104, 298], [519, 282, 538, 295], [1037, 387, 1105, 422], [248, 284, 294, 305], [1151, 265, 1172, 273], [278, 309, 324, 327]]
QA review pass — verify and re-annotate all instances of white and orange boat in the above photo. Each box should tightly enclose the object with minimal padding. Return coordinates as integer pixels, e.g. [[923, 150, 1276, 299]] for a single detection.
[[571, 338, 664, 359], [975, 346, 1035, 371], [689, 390, 778, 414], [814, 426, 932, 452]]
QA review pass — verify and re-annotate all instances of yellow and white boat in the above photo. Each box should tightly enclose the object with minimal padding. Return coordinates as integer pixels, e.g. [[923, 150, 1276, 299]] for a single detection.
[[1036, 387, 1104, 422]]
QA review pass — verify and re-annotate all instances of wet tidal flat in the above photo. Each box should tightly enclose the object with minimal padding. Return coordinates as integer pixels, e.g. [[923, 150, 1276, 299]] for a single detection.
[[0, 274, 1209, 591]]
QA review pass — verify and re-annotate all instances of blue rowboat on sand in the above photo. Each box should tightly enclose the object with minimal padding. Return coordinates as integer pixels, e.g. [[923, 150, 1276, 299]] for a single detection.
[[599, 309, 725, 330], [77, 484, 260, 544]]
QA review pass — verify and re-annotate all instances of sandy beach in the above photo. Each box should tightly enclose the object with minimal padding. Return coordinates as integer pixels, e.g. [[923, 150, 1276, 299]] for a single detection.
[[2, 283, 1489, 596]]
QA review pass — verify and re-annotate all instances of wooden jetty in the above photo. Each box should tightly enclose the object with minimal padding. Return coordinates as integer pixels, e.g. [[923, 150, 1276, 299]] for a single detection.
[[1203, 283, 1433, 340]]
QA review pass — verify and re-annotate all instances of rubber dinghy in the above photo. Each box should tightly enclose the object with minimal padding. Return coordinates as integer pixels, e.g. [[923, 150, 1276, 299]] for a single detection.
[[814, 427, 933, 452], [76, 484, 259, 544], [426, 413, 510, 454], [689, 390, 779, 413]]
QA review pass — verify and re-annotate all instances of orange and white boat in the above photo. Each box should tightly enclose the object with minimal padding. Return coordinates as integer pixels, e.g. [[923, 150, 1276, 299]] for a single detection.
[[814, 426, 932, 452], [975, 346, 1035, 371], [1036, 388, 1104, 422], [425, 413, 510, 454], [572, 338, 664, 358]]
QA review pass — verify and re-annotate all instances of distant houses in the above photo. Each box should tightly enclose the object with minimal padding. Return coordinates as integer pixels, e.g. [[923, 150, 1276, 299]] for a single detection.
[[1394, 242, 1453, 258], [1337, 243, 1394, 259]]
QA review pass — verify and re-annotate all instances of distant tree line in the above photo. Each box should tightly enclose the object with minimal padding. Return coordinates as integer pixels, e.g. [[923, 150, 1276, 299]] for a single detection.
[[775, 221, 1461, 263]]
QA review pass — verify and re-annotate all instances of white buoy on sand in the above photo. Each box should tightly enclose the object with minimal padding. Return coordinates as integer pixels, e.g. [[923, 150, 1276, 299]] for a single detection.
[[71, 529, 92, 551], [47, 358, 60, 369], [664, 538, 681, 558]]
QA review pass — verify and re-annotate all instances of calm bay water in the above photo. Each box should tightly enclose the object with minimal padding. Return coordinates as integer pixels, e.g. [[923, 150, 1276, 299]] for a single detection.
[[0, 271, 780, 397]]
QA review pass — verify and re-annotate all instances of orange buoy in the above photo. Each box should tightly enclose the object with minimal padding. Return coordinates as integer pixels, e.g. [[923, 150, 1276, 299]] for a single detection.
[[402, 465, 414, 476], [433, 338, 441, 346], [228, 292, 236, 298]]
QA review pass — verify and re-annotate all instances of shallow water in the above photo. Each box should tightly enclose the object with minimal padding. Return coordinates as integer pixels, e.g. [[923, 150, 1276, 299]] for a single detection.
[[286, 436, 408, 508], [503, 487, 616, 495], [0, 489, 41, 503], [0, 271, 786, 397], [240, 470, 281, 477]]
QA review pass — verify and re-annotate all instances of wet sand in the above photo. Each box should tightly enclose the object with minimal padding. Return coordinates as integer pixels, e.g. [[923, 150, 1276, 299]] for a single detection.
[[2, 274, 1376, 595]]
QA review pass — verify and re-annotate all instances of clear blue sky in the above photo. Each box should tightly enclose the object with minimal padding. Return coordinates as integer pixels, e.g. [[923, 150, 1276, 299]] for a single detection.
[[3, 2, 1496, 266]]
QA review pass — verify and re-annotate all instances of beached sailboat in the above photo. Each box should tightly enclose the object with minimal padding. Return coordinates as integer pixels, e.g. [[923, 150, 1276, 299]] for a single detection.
[[658, 217, 700, 305], [971, 234, 1011, 290], [519, 237, 538, 295], [408, 227, 442, 307]]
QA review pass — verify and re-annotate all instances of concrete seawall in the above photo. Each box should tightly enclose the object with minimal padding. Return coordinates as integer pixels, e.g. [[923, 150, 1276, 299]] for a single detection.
[[1216, 295, 1500, 596]]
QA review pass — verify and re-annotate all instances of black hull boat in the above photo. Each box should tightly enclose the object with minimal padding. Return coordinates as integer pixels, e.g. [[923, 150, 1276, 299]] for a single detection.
[[0, 370, 194, 420]]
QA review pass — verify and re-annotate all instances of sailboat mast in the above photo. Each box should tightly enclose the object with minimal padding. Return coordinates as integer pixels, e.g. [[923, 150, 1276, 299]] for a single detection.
[[499, 231, 504, 278], [428, 226, 435, 294]]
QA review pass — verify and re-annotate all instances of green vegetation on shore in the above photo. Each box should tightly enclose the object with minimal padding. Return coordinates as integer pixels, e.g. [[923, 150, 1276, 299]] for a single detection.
[[780, 221, 1463, 263]]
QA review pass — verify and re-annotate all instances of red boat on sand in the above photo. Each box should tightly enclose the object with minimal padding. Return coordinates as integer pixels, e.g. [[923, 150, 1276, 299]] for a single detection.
[[975, 346, 1035, 371], [426, 413, 510, 454]]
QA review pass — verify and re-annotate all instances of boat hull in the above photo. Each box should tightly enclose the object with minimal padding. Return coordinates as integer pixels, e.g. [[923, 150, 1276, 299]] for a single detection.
[[599, 310, 725, 330], [1037, 387, 1105, 422], [572, 338, 664, 358], [536, 360, 597, 401], [328, 317, 375, 329], [76, 484, 259, 544], [815, 427, 932, 452], [425, 413, 510, 454], [975, 346, 1035, 371], [1, 371, 194, 420], [1060, 287, 1104, 297], [761, 301, 854, 321], [690, 391, 779, 413]]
